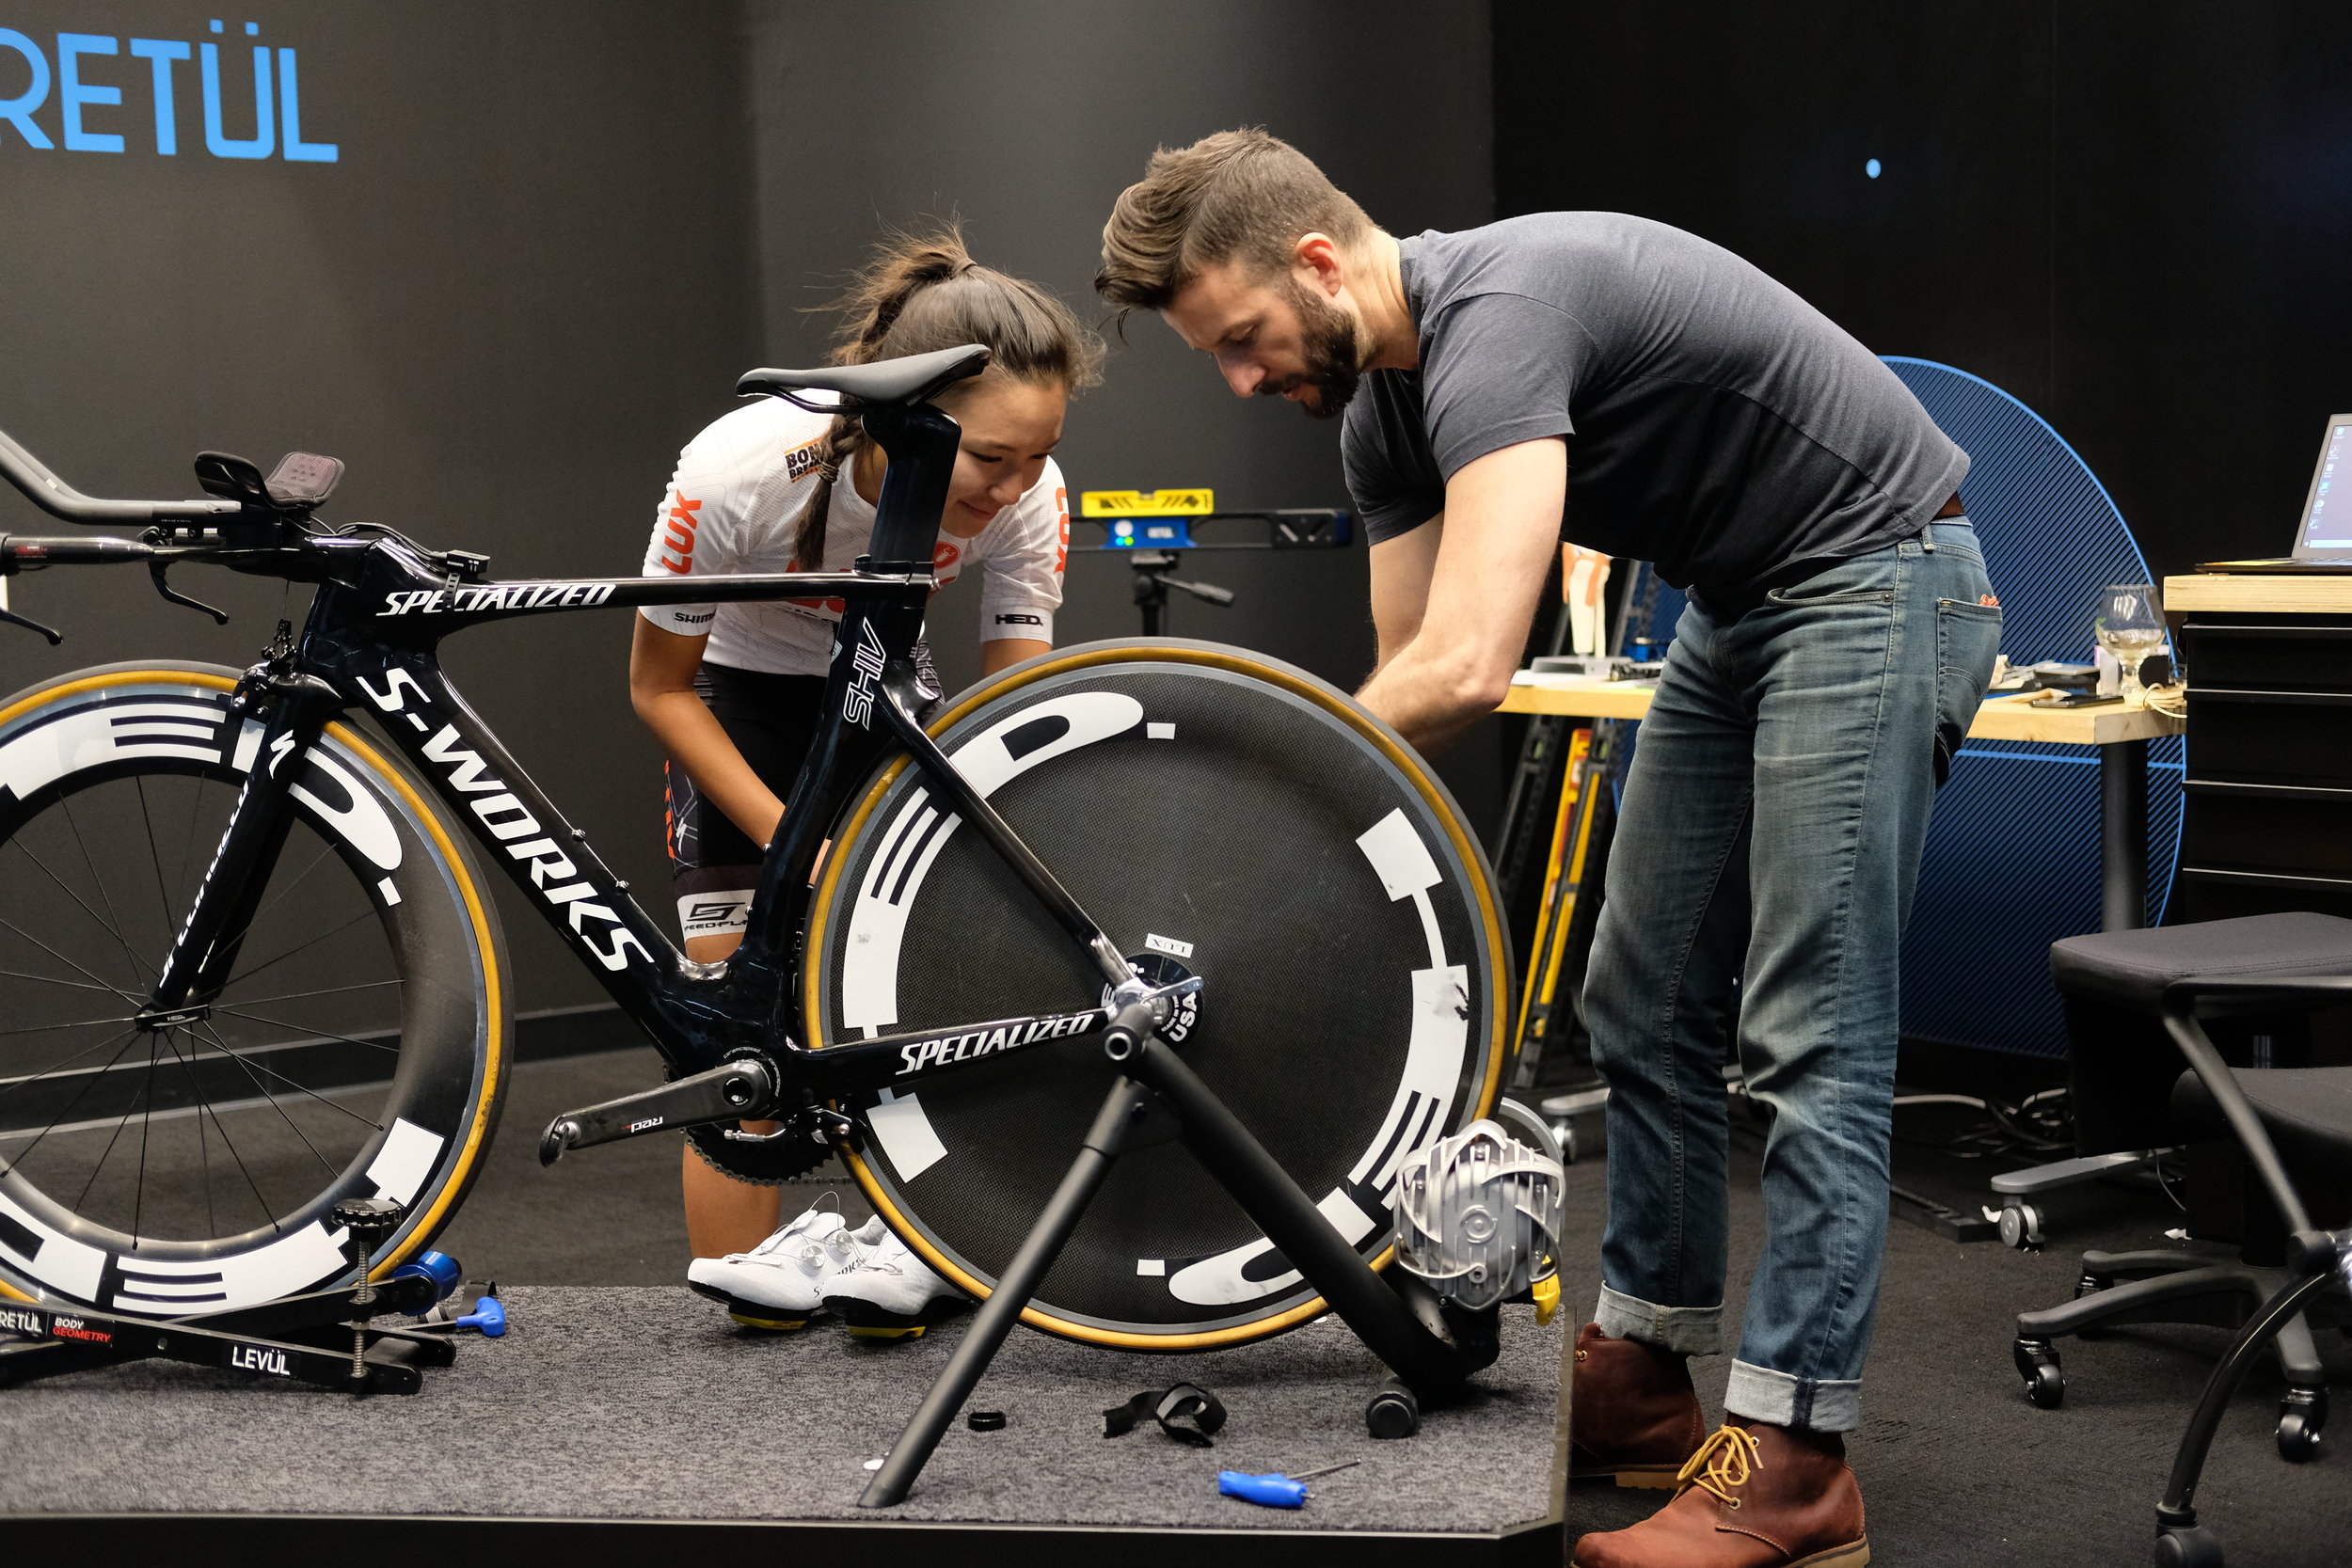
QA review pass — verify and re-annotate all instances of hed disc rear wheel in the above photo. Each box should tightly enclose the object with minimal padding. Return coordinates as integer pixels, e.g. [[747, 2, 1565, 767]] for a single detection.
[[805, 639, 1513, 1349]]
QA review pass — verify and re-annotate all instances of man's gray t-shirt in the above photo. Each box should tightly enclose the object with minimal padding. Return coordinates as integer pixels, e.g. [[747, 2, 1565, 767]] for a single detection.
[[1342, 214, 1968, 598]]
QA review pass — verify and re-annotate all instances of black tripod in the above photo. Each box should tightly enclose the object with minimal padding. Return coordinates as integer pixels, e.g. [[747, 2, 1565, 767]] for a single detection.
[[858, 1003, 1496, 1508], [1128, 548, 1234, 635], [1075, 507, 1351, 637]]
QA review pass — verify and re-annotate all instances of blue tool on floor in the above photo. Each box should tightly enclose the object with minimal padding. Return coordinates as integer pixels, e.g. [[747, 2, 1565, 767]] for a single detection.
[[1217, 1460, 1359, 1509], [455, 1291, 506, 1338], [408, 1279, 505, 1337]]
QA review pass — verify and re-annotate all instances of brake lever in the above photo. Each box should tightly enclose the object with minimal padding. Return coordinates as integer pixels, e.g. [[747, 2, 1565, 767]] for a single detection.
[[150, 557, 230, 624], [0, 598, 62, 643]]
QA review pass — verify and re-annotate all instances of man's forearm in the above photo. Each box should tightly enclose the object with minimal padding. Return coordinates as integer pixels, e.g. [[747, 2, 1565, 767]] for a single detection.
[[1358, 638, 1506, 755]]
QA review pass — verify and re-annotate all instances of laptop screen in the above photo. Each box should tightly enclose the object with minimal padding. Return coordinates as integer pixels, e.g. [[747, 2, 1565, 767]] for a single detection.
[[2296, 415, 2352, 558]]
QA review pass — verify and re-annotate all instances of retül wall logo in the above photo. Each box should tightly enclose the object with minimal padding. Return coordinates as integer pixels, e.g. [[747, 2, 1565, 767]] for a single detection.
[[0, 18, 335, 161]]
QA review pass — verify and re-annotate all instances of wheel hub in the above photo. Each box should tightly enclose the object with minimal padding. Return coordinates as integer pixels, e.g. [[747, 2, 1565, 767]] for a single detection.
[[1114, 951, 1200, 1045]]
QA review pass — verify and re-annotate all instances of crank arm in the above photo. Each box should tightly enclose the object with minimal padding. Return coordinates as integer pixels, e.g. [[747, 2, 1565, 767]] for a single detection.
[[538, 1057, 779, 1164]]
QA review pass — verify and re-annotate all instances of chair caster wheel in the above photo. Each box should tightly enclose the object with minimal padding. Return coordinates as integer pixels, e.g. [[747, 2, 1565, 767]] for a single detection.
[[2278, 1403, 2325, 1463], [2154, 1523, 2222, 1568], [1557, 1122, 1578, 1165], [2014, 1338, 2065, 1408], [1996, 1200, 2044, 1251]]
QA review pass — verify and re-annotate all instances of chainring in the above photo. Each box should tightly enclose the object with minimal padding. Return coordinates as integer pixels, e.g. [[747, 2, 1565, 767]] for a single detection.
[[685, 1109, 847, 1184]]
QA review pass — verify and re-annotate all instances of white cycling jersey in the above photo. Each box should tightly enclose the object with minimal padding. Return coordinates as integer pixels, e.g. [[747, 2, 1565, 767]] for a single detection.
[[639, 393, 1067, 673]]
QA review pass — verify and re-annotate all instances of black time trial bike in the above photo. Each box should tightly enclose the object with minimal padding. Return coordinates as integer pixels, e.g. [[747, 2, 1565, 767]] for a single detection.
[[0, 346, 1514, 1411]]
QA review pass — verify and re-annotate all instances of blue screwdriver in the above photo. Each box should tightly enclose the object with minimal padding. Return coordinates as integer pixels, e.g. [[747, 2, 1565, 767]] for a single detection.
[[1217, 1460, 1360, 1509]]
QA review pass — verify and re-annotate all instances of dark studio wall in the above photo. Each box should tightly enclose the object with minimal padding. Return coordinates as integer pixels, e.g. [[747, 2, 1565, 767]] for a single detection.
[[0, 2, 1500, 1022], [742, 0, 1500, 818], [1494, 0, 2352, 583], [0, 0, 761, 1015]]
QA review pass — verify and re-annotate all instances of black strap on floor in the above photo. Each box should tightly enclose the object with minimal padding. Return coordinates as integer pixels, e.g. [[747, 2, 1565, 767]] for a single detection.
[[1103, 1382, 1227, 1447]]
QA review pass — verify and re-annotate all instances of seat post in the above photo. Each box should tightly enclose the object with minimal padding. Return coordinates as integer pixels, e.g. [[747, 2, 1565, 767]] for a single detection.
[[859, 401, 961, 571]]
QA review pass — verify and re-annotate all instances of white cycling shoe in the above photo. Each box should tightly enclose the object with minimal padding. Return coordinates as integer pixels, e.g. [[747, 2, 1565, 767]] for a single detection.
[[687, 1207, 884, 1331], [821, 1227, 969, 1338]]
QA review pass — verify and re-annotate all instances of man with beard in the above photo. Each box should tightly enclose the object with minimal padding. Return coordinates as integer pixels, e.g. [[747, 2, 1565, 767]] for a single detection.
[[1098, 129, 1996, 1568]]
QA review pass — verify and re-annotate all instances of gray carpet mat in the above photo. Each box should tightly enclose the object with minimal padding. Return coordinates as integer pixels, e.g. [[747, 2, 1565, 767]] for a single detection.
[[18, 1049, 2350, 1561], [0, 1284, 1565, 1532]]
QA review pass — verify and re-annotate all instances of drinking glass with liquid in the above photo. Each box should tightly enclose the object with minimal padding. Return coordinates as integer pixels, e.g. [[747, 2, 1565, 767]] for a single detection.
[[2093, 583, 2168, 700]]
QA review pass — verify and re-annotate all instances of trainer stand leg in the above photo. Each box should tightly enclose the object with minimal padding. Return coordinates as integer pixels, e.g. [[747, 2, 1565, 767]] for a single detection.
[[859, 1077, 1157, 1509], [1128, 1036, 1489, 1396]]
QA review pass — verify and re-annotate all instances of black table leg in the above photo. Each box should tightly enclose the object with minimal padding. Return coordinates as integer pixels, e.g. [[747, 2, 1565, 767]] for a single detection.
[[2100, 737, 2150, 930]]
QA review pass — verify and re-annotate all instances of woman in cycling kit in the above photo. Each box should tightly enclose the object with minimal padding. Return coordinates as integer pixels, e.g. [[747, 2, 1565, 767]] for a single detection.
[[628, 230, 1103, 1315]]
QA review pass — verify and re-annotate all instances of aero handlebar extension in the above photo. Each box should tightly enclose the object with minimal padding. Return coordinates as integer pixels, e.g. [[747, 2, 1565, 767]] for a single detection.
[[0, 426, 238, 526], [0, 535, 161, 568]]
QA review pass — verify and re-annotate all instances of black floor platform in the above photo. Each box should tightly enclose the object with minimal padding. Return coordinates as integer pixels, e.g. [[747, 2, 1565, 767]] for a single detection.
[[18, 1050, 2352, 1565], [0, 1284, 1566, 1563]]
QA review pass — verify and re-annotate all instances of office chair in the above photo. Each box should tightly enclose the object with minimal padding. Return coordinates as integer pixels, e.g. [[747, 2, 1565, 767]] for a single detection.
[[2005, 915, 2352, 1564]]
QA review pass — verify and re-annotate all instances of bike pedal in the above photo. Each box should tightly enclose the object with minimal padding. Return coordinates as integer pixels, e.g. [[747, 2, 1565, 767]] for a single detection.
[[848, 1323, 926, 1340]]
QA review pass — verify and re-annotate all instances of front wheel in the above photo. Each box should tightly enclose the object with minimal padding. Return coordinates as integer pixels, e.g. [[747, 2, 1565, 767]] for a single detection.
[[0, 664, 510, 1313], [803, 639, 1514, 1349]]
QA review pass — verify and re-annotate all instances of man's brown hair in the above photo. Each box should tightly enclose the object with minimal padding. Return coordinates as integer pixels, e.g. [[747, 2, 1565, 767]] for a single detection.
[[1096, 128, 1375, 312]]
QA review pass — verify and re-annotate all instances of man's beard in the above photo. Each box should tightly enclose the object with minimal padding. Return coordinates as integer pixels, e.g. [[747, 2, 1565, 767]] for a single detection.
[[1278, 277, 1363, 420]]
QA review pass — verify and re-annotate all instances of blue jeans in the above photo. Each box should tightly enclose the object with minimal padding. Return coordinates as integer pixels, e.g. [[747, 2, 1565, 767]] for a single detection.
[[1583, 521, 2000, 1432]]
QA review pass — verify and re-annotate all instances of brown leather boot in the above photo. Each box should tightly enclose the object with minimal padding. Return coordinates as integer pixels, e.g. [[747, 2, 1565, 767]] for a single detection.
[[1568, 1322, 1707, 1488], [1571, 1419, 1869, 1568]]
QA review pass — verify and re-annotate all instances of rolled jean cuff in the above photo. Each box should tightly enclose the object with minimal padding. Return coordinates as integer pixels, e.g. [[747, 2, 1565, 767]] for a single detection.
[[1724, 1359, 1863, 1433], [1595, 1285, 1724, 1354]]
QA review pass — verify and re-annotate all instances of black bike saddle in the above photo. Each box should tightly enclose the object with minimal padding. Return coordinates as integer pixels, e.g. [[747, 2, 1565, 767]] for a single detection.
[[738, 343, 990, 409]]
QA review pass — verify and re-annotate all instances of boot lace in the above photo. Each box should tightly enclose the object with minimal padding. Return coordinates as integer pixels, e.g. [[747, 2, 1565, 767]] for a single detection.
[[1676, 1424, 1762, 1509]]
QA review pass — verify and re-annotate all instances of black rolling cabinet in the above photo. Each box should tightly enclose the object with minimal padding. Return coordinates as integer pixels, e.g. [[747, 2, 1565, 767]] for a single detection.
[[2168, 576, 2352, 922]]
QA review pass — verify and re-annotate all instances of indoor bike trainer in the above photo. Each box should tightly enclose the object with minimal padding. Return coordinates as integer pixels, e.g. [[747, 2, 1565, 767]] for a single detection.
[[0, 344, 1533, 1510]]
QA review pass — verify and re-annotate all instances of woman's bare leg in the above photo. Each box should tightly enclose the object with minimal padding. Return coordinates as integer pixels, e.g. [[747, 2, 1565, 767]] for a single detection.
[[681, 928, 784, 1258]]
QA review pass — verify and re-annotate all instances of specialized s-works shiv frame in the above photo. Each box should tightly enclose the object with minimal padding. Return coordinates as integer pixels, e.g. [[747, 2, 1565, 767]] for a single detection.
[[1, 350, 1145, 1127], [0, 345, 1498, 1502]]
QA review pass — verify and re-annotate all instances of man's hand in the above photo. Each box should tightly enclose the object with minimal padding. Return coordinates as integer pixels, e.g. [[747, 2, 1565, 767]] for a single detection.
[[1357, 437, 1565, 754]]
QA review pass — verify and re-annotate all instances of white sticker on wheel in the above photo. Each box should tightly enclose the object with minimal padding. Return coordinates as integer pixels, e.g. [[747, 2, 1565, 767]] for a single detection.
[[1155, 824, 1470, 1310], [208, 1223, 354, 1309], [1164, 1187, 1388, 1307], [0, 697, 401, 882], [289, 750, 404, 874], [838, 692, 1144, 1034], [364, 1118, 447, 1207], [866, 1087, 947, 1181], [1347, 966, 1470, 1192], [0, 1189, 106, 1300], [0, 698, 227, 797]]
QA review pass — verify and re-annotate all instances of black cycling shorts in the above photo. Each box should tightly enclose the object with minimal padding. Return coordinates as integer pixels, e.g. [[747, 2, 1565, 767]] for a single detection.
[[665, 663, 826, 941]]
